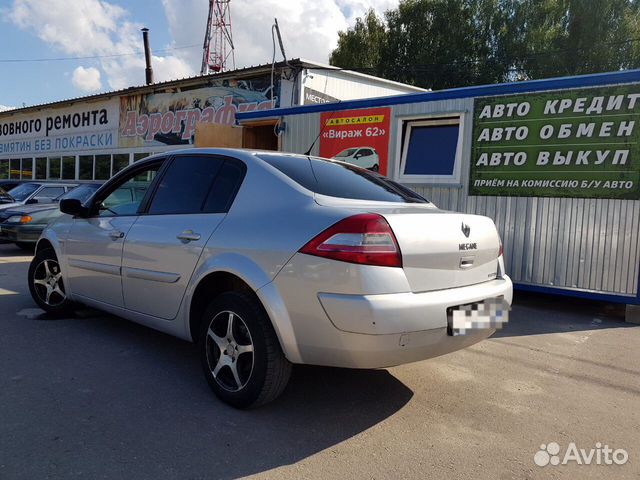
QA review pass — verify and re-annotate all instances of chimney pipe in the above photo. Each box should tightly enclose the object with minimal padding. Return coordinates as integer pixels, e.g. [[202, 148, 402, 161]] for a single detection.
[[141, 28, 154, 85]]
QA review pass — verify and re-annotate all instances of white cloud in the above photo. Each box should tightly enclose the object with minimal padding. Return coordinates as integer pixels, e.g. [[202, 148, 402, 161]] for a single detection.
[[72, 66, 103, 92], [6, 0, 398, 95], [0, 105, 16, 112], [7, 0, 194, 91], [161, 0, 399, 70]]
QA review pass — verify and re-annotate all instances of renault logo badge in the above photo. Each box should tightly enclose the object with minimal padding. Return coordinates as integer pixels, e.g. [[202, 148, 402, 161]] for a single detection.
[[461, 222, 471, 238]]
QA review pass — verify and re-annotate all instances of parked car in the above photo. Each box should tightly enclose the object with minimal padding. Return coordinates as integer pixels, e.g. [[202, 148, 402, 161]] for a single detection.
[[28, 149, 512, 409], [0, 187, 14, 204], [332, 146, 380, 171], [0, 183, 103, 250], [0, 182, 78, 212]]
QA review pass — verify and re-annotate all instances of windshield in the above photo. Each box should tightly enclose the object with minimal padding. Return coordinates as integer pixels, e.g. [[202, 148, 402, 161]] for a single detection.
[[59, 184, 101, 203], [8, 183, 40, 202], [258, 154, 428, 204], [334, 148, 358, 158]]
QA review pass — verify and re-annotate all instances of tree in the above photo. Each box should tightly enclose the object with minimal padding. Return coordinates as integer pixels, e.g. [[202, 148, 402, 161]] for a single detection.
[[329, 0, 640, 90], [512, 0, 640, 79], [330, 9, 387, 76]]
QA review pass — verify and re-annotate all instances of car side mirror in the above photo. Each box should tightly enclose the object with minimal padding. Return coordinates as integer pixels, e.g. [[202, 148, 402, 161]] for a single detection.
[[25, 198, 38, 204], [60, 198, 88, 217]]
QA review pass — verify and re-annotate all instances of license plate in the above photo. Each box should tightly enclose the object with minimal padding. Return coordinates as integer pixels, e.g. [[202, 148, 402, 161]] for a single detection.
[[447, 297, 509, 336]]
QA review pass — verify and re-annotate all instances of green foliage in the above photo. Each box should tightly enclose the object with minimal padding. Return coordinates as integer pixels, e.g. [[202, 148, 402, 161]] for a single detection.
[[330, 9, 387, 74], [329, 0, 640, 89]]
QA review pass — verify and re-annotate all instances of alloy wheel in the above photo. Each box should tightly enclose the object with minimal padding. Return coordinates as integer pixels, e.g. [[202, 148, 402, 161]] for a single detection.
[[32, 259, 66, 307], [205, 310, 254, 392]]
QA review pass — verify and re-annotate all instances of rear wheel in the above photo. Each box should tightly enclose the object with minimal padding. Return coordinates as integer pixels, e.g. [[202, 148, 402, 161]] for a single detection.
[[198, 291, 291, 408], [371, 164, 379, 172], [28, 248, 75, 315]]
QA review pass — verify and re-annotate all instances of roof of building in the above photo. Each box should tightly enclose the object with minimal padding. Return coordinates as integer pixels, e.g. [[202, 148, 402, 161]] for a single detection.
[[296, 58, 426, 93], [237, 68, 640, 121], [0, 58, 422, 118]]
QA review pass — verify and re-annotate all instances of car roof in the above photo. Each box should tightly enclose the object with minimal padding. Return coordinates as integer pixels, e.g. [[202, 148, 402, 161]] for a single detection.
[[32, 183, 79, 188]]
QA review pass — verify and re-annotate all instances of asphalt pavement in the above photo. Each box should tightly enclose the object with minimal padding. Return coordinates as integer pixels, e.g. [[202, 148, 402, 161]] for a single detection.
[[0, 243, 638, 480]]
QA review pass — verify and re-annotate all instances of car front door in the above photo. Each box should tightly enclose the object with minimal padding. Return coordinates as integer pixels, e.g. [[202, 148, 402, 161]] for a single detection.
[[121, 154, 245, 320], [64, 160, 164, 307]]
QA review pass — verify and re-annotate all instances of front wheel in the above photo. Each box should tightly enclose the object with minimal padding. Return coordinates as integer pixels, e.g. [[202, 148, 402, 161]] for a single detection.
[[198, 291, 292, 408], [28, 248, 75, 315]]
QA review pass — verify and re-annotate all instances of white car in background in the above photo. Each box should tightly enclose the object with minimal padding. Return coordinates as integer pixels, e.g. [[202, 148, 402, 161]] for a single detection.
[[332, 147, 380, 171]]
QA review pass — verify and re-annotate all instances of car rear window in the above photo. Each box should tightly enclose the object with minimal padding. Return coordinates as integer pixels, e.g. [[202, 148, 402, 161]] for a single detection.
[[257, 154, 428, 203]]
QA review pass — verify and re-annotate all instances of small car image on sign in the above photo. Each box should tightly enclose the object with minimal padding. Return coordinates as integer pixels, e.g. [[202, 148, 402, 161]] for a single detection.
[[331, 146, 380, 171]]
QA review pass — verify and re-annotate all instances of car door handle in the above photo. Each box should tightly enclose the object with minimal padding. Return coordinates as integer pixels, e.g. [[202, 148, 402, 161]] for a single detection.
[[109, 230, 125, 240], [176, 230, 201, 243]]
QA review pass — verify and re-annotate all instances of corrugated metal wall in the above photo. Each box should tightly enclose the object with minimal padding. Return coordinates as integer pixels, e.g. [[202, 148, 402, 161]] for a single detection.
[[281, 93, 640, 299], [303, 69, 423, 102]]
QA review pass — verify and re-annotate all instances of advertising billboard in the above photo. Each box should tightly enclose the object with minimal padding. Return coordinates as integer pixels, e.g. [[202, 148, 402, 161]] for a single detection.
[[119, 76, 278, 148], [470, 85, 640, 199], [319, 107, 391, 175], [0, 99, 119, 156]]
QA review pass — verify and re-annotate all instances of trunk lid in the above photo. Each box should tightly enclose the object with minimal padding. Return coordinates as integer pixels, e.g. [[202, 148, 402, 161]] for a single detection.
[[382, 209, 501, 292], [315, 196, 501, 292]]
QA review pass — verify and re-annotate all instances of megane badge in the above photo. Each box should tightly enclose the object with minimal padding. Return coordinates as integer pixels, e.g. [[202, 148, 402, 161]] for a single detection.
[[461, 222, 471, 238]]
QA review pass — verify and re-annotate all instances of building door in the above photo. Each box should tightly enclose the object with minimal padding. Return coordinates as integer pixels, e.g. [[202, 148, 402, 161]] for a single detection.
[[242, 120, 279, 151]]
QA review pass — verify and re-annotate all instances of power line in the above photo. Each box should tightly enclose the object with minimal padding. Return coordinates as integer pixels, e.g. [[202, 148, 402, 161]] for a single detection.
[[0, 43, 201, 63]]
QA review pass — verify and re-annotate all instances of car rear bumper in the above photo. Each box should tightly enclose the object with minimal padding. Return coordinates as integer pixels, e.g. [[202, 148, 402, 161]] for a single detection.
[[269, 254, 512, 368], [318, 276, 512, 335]]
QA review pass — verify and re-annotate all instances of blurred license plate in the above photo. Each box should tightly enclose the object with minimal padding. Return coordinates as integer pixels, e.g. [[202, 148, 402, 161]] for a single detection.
[[447, 297, 509, 336]]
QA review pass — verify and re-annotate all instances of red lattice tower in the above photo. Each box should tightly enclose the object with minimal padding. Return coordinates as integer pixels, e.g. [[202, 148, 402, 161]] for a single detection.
[[201, 0, 235, 75]]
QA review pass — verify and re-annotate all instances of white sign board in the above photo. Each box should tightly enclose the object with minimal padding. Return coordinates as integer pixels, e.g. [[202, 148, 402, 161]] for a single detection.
[[0, 99, 119, 156]]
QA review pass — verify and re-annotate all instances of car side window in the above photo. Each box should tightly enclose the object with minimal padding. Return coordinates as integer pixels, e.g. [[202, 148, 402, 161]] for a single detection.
[[37, 187, 66, 199], [360, 149, 373, 157], [147, 155, 225, 215], [202, 160, 245, 213], [98, 164, 161, 217]]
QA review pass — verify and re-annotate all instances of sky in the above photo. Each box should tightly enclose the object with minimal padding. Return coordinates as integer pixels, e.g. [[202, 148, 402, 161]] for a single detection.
[[0, 0, 399, 110]]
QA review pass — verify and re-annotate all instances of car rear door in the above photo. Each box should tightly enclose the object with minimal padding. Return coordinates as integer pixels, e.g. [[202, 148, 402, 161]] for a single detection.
[[64, 160, 165, 307], [121, 154, 245, 320]]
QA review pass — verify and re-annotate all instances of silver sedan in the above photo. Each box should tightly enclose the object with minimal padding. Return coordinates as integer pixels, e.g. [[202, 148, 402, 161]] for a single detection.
[[29, 148, 512, 408]]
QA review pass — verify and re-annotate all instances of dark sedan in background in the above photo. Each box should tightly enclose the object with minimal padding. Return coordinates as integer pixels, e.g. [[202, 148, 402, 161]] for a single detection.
[[0, 183, 103, 250]]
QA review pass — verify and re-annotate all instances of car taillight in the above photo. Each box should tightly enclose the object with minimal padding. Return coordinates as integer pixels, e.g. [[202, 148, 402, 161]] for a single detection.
[[299, 213, 402, 267], [499, 239, 503, 257]]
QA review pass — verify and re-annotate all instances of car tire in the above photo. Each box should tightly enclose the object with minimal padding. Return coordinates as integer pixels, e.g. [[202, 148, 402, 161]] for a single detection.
[[198, 291, 292, 409], [371, 164, 379, 172], [28, 248, 75, 316], [15, 242, 35, 252]]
